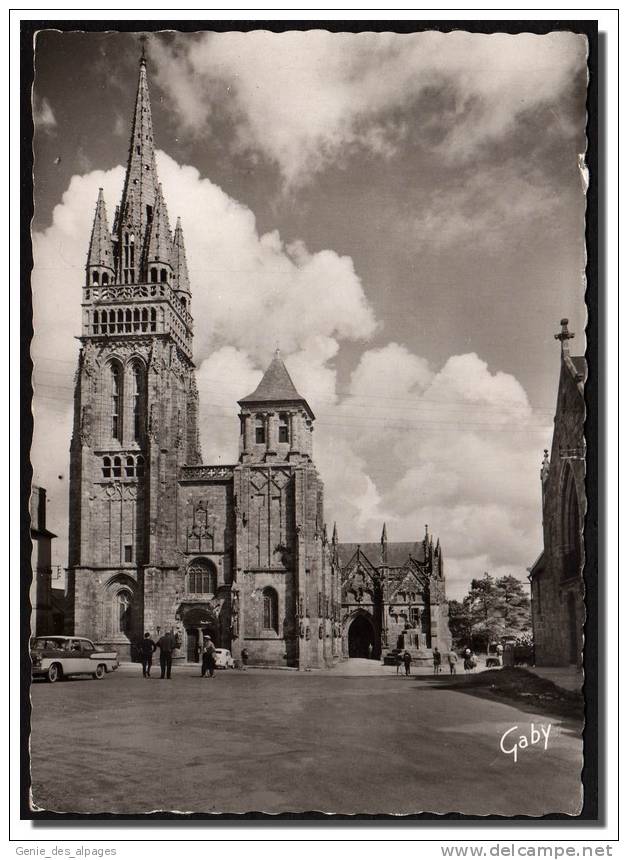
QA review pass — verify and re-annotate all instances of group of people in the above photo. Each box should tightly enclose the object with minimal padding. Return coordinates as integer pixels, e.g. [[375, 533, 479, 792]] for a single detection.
[[393, 646, 478, 676], [138, 631, 177, 679], [138, 631, 250, 679]]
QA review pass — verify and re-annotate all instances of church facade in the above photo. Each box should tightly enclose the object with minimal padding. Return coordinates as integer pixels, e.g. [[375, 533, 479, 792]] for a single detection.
[[528, 319, 586, 667], [65, 55, 448, 668]]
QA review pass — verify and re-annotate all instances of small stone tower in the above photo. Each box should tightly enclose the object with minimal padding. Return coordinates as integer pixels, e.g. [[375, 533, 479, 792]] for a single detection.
[[66, 52, 200, 657], [230, 351, 338, 667]]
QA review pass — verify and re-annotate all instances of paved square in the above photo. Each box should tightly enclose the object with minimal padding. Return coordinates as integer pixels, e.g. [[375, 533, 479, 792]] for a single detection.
[[30, 664, 583, 816]]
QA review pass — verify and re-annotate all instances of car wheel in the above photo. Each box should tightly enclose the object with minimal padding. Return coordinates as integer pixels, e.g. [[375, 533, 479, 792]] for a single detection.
[[93, 664, 106, 680], [47, 663, 62, 683]]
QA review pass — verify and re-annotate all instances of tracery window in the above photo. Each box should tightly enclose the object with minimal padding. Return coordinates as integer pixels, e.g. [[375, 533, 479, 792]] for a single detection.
[[262, 587, 279, 632], [131, 363, 143, 441], [187, 559, 215, 594], [255, 416, 266, 444], [111, 364, 122, 441]]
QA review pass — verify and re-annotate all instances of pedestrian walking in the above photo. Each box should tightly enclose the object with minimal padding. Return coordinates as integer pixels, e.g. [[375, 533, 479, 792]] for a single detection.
[[432, 646, 442, 675], [201, 636, 217, 678], [395, 652, 402, 675], [156, 629, 176, 679], [367, 642, 373, 660], [403, 650, 412, 676], [139, 631, 156, 678], [447, 650, 458, 675], [463, 647, 475, 673], [241, 647, 249, 671]]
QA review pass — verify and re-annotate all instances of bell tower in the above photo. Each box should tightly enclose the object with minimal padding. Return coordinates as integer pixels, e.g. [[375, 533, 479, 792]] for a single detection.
[[66, 51, 201, 657]]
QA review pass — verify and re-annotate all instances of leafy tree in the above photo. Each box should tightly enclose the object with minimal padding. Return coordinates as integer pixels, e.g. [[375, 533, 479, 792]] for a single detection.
[[495, 575, 532, 639], [448, 599, 472, 648], [449, 572, 532, 652]]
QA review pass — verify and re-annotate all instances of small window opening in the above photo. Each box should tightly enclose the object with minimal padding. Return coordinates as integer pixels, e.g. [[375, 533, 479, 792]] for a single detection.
[[124, 545, 133, 563]]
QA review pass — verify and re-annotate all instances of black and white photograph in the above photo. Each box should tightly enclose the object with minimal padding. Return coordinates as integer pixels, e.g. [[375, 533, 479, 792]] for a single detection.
[[23, 20, 597, 821]]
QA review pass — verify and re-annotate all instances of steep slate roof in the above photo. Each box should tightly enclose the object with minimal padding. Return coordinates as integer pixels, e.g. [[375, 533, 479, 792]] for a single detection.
[[337, 541, 426, 569], [239, 352, 314, 417]]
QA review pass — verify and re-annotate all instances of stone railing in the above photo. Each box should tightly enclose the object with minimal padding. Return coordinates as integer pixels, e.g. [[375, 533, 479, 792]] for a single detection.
[[84, 282, 193, 330], [180, 465, 236, 482]]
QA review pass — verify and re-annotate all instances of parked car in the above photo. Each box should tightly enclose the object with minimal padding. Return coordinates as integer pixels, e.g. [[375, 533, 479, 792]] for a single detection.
[[30, 636, 119, 682], [213, 648, 235, 669]]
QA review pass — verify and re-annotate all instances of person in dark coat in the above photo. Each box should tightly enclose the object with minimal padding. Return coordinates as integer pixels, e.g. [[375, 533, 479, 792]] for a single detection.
[[156, 630, 176, 679], [433, 647, 442, 675], [241, 647, 249, 671], [201, 636, 216, 678], [140, 632, 156, 678], [403, 650, 412, 676]]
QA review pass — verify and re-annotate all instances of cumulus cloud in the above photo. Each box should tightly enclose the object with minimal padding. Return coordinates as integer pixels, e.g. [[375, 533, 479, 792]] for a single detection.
[[31, 151, 552, 599], [150, 30, 586, 186], [34, 96, 57, 131]]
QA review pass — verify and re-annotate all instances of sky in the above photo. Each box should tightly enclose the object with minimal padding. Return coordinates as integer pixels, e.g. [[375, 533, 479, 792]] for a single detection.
[[30, 29, 589, 599]]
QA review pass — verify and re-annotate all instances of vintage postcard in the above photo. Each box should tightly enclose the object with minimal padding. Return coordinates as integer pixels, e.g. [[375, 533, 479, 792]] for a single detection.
[[25, 22, 593, 819]]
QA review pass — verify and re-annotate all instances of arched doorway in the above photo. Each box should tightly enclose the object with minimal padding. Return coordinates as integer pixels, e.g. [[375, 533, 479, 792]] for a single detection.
[[179, 605, 219, 663], [348, 614, 375, 658]]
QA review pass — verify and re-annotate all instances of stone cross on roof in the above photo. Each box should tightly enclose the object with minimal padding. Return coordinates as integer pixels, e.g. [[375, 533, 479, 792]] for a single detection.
[[554, 318, 574, 356]]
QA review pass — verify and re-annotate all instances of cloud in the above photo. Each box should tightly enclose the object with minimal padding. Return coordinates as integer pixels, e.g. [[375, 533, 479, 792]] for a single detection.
[[31, 152, 551, 600], [34, 96, 57, 132], [411, 163, 566, 251], [150, 30, 586, 186]]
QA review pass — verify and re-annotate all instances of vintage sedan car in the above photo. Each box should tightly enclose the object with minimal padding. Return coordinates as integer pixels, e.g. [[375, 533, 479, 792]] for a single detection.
[[30, 636, 119, 682], [213, 648, 235, 669]]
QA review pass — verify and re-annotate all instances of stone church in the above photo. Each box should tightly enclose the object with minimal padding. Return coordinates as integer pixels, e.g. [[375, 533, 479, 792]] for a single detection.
[[528, 319, 586, 667], [66, 55, 450, 667]]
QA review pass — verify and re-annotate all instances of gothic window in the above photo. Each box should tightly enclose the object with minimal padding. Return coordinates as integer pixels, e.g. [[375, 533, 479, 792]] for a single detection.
[[117, 309, 124, 330], [131, 364, 144, 442], [92, 271, 99, 284], [133, 308, 140, 332], [255, 416, 266, 444], [125, 308, 132, 332], [102, 456, 111, 478], [117, 590, 132, 635], [92, 310, 99, 334], [112, 456, 122, 478], [124, 544, 133, 563], [262, 587, 279, 632], [125, 456, 135, 478], [110, 364, 122, 441], [108, 309, 116, 334], [150, 307, 157, 332], [102, 273, 109, 285], [136, 145, 140, 155], [561, 467, 582, 581], [187, 559, 215, 594], [141, 308, 148, 332], [123, 233, 130, 269], [278, 414, 289, 444], [146, 204, 153, 221], [150, 267, 158, 283], [180, 296, 187, 309], [410, 606, 420, 628], [160, 268, 167, 283]]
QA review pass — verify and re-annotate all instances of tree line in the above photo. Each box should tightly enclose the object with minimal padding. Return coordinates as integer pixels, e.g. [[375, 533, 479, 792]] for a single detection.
[[448, 572, 532, 652]]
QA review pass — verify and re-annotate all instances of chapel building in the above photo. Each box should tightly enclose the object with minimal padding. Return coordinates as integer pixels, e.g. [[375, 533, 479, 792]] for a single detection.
[[528, 319, 586, 667]]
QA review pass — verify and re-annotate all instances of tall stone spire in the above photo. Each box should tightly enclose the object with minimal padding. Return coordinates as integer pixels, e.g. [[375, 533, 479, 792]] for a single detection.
[[117, 51, 160, 278], [380, 522, 388, 565], [86, 188, 114, 283], [172, 217, 191, 300], [145, 183, 173, 270]]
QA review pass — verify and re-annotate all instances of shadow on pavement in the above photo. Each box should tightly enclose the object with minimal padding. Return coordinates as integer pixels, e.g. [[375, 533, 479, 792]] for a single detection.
[[408, 667, 584, 726]]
